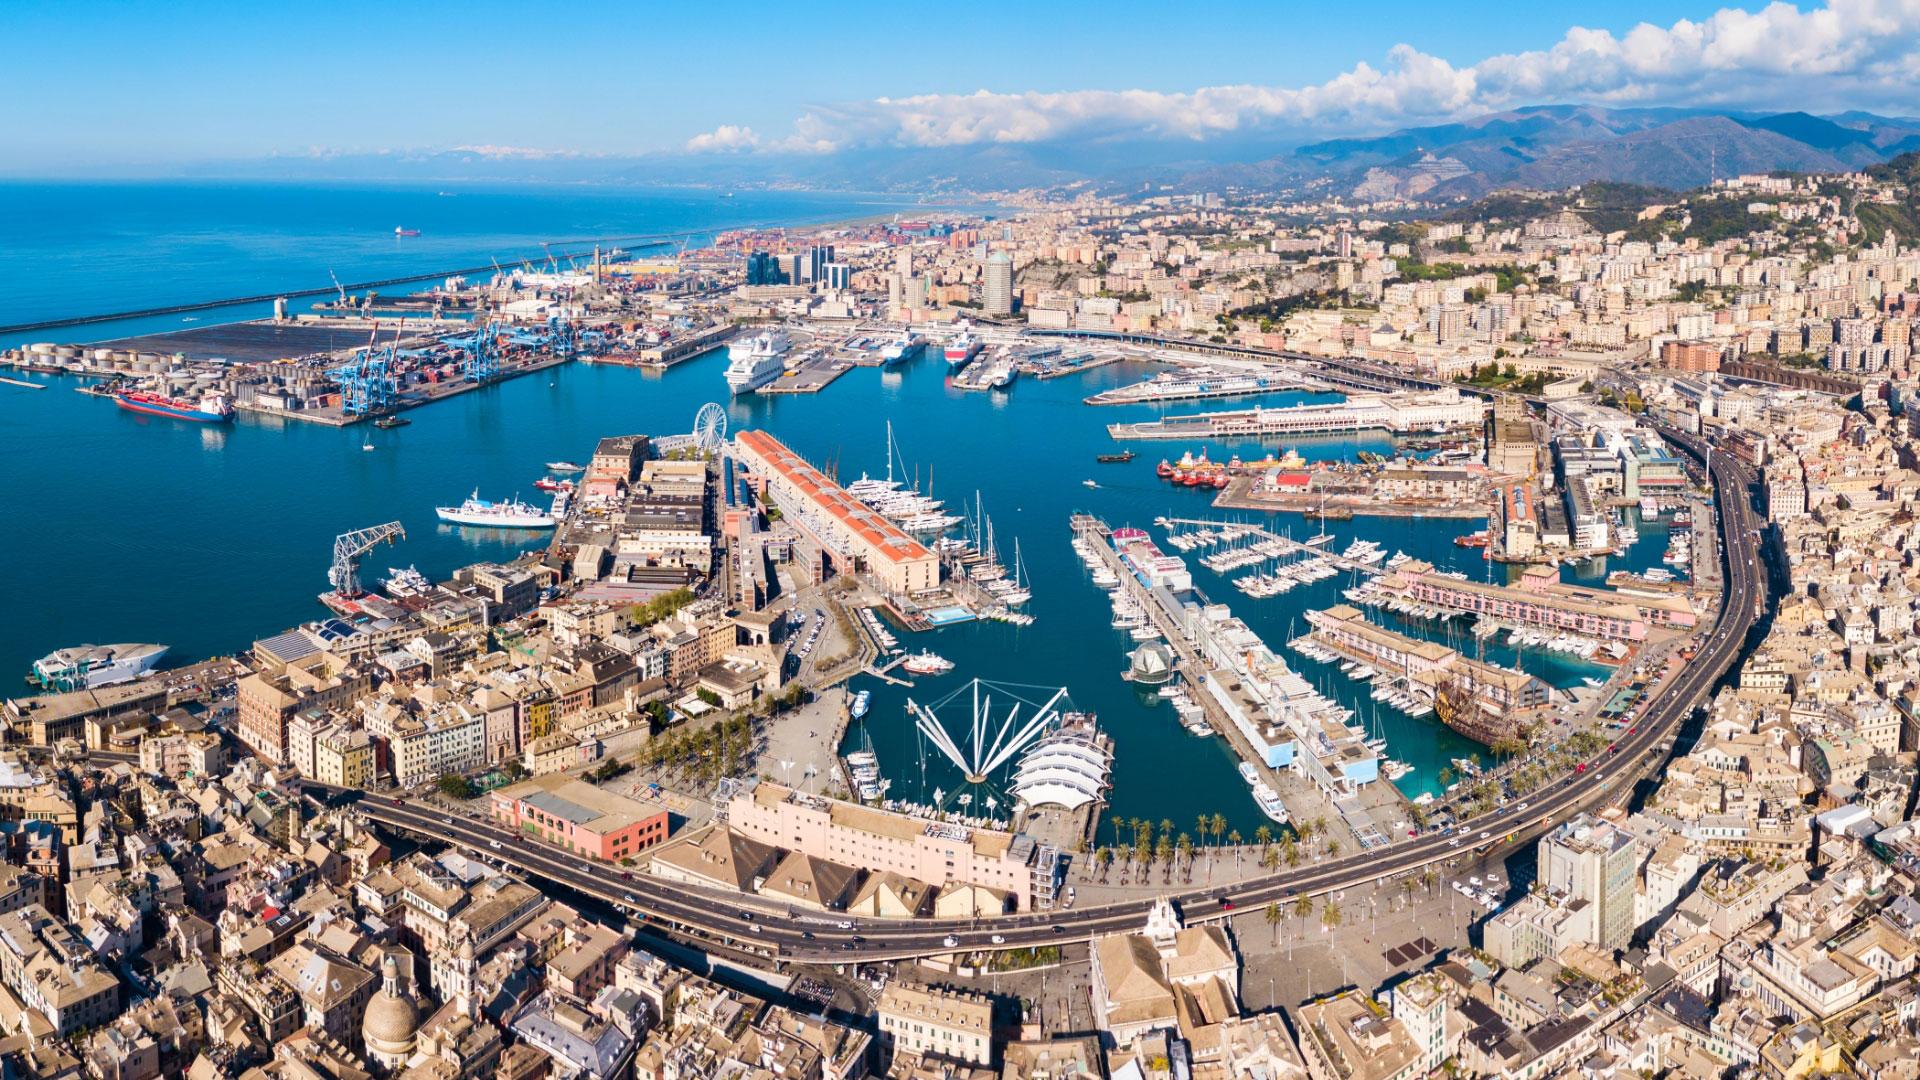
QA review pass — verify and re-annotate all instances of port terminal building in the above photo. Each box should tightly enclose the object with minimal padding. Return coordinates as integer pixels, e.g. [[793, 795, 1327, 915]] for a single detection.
[[733, 430, 939, 596]]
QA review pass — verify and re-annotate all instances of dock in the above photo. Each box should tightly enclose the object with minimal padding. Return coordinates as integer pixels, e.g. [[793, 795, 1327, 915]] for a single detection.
[[586, 323, 739, 370], [1073, 514, 1371, 849], [756, 351, 856, 395], [1084, 367, 1328, 406], [0, 377, 46, 390]]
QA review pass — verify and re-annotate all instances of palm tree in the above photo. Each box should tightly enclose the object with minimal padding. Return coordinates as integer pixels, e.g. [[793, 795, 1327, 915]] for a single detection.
[[1156, 836, 1175, 882], [1210, 813, 1228, 849], [1195, 814, 1211, 847], [1326, 839, 1342, 858], [1421, 868, 1438, 894], [1114, 843, 1132, 882], [1096, 847, 1113, 882], [1282, 837, 1302, 868], [1255, 824, 1273, 853], [1265, 901, 1283, 943], [1292, 894, 1314, 920], [1321, 898, 1342, 929], [1437, 765, 1455, 787], [1176, 834, 1194, 881], [1261, 848, 1280, 871], [1159, 820, 1176, 851]]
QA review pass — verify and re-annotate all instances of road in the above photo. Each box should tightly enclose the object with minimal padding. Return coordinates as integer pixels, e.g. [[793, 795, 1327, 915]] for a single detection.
[[281, 429, 1763, 967]]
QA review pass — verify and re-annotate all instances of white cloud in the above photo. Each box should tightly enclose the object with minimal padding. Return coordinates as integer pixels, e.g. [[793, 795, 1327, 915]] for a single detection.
[[684, 124, 761, 153], [713, 0, 1920, 152]]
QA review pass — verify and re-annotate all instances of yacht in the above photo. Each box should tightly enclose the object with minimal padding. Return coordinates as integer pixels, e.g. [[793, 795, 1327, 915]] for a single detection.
[[723, 329, 792, 395], [30, 643, 167, 692]]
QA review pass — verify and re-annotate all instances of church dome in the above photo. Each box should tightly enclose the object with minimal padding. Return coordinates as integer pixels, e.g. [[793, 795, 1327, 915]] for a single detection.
[[362, 955, 420, 1062]]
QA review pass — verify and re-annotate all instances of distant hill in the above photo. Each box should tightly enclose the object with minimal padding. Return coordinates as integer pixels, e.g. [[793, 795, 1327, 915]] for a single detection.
[[1175, 106, 1920, 202], [178, 105, 1920, 202]]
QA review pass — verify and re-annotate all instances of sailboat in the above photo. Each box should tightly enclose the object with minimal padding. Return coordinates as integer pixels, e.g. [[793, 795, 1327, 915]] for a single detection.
[[361, 433, 375, 452]]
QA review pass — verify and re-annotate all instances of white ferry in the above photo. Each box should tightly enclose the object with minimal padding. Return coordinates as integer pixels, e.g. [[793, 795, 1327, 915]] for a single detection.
[[724, 329, 792, 395]]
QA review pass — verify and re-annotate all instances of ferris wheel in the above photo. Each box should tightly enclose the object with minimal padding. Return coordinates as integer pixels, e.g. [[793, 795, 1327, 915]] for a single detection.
[[694, 402, 727, 450]]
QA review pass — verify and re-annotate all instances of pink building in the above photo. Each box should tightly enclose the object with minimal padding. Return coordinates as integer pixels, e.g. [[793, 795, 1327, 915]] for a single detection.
[[491, 776, 668, 863], [727, 782, 1040, 910]]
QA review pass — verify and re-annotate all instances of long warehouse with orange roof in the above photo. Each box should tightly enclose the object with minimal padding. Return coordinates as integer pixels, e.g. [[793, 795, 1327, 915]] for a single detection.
[[733, 429, 940, 595]]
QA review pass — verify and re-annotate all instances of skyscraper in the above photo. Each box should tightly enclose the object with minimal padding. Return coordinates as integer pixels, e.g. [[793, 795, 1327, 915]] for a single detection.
[[1537, 814, 1639, 950], [983, 252, 1013, 317], [805, 244, 835, 284]]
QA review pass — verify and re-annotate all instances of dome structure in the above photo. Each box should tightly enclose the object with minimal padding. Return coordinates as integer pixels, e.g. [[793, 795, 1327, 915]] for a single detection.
[[1129, 642, 1175, 685], [362, 954, 420, 1068]]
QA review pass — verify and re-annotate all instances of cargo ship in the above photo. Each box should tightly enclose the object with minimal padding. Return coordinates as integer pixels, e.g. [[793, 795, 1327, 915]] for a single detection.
[[435, 490, 556, 529], [1096, 451, 1136, 464], [394, 227, 421, 237], [114, 389, 234, 424], [29, 643, 168, 692]]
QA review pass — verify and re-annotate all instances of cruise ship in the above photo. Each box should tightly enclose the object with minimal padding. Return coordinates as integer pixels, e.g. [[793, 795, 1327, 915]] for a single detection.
[[723, 329, 791, 395], [943, 322, 981, 369], [879, 329, 922, 366], [435, 490, 557, 529], [30, 643, 168, 692]]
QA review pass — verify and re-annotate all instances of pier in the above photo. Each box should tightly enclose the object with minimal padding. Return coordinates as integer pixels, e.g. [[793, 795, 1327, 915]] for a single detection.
[[1072, 515, 1379, 850], [1106, 387, 1485, 441], [1156, 516, 1397, 578], [586, 323, 740, 370], [1084, 367, 1328, 406]]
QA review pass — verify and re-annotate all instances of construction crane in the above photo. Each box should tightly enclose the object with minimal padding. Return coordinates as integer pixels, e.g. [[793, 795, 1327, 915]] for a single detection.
[[328, 521, 406, 598], [329, 269, 348, 306]]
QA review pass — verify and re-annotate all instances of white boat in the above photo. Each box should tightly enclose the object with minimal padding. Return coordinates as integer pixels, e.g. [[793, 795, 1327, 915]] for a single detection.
[[545, 461, 585, 473], [1253, 784, 1290, 824], [850, 690, 872, 718], [879, 329, 921, 366], [724, 329, 792, 395], [30, 643, 167, 692], [1083, 479, 1099, 489], [383, 566, 432, 598], [436, 490, 556, 529], [902, 651, 955, 676], [1238, 762, 1260, 785]]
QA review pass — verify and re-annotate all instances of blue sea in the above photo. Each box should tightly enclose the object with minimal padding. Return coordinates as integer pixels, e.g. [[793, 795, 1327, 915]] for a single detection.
[[0, 180, 1660, 834], [0, 180, 937, 348]]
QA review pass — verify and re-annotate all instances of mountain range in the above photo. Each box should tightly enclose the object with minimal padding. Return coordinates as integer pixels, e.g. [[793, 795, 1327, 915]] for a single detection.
[[184, 106, 1920, 202], [1173, 106, 1920, 200]]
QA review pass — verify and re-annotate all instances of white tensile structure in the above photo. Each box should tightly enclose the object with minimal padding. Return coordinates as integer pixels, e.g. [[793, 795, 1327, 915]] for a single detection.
[[1009, 720, 1112, 811], [908, 679, 1068, 787]]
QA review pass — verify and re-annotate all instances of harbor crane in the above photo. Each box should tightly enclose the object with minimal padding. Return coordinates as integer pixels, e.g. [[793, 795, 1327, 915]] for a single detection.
[[331, 327, 399, 416], [328, 269, 347, 306], [328, 521, 406, 597]]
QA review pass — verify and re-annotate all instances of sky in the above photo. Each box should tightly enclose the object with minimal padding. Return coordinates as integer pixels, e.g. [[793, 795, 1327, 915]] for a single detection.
[[8, 0, 1920, 172]]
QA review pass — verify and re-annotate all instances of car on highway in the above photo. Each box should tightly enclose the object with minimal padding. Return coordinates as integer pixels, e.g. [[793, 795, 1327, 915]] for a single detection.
[[624, 893, 636, 903], [488, 840, 501, 849], [1478, 831, 1490, 840], [942, 935, 959, 948], [991, 934, 1006, 944]]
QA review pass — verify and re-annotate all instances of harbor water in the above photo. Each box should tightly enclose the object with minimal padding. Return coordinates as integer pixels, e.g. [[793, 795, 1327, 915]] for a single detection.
[[0, 184, 1676, 837]]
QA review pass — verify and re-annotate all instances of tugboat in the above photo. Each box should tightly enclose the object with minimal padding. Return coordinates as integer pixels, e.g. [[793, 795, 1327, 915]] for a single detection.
[[373, 414, 411, 429]]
